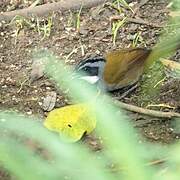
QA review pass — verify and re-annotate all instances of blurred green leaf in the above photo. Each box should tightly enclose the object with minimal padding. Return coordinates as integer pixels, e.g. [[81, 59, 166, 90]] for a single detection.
[[0, 112, 116, 180]]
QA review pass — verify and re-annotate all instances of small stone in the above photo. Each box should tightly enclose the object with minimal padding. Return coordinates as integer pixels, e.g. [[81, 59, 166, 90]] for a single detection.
[[9, 64, 16, 69], [38, 102, 43, 106], [79, 28, 89, 36], [128, 24, 138, 32], [30, 59, 45, 82], [65, 27, 73, 32], [169, 128, 174, 132], [127, 34, 135, 40], [69, 59, 75, 63], [68, 36, 74, 41], [2, 85, 7, 88], [95, 50, 101, 55], [27, 111, 32, 115]]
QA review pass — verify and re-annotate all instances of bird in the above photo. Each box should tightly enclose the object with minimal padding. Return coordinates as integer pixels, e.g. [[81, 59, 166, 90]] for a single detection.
[[75, 48, 151, 91]]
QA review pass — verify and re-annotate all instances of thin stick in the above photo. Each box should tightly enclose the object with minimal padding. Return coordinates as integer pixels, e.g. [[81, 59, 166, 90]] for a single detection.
[[132, 0, 150, 17], [145, 158, 167, 166], [115, 84, 138, 100], [110, 16, 164, 28], [0, 0, 106, 22], [112, 158, 167, 172], [114, 100, 180, 118], [126, 17, 164, 28]]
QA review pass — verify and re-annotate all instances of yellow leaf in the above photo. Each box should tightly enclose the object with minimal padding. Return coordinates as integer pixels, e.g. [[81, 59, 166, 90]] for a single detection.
[[44, 104, 96, 142]]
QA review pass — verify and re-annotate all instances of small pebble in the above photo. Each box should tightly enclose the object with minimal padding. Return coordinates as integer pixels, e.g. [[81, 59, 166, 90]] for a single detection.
[[27, 111, 32, 115]]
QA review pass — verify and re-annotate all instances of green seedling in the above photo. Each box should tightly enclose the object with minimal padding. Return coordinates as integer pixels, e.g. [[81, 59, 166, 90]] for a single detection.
[[106, 2, 122, 14], [9, 15, 35, 43], [113, 0, 134, 13], [112, 17, 127, 45], [9, 15, 53, 42], [132, 32, 146, 47], [76, 5, 83, 32], [67, 10, 74, 27], [30, 0, 42, 7], [36, 16, 53, 40]]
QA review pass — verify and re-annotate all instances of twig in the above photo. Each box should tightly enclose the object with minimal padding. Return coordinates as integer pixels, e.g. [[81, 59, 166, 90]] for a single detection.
[[145, 158, 167, 166], [132, 0, 150, 17], [65, 46, 78, 61], [115, 84, 138, 100], [111, 158, 167, 172], [30, 0, 42, 7], [17, 79, 28, 93], [0, 0, 107, 22], [114, 100, 180, 118], [126, 17, 163, 28], [110, 15, 164, 28], [133, 119, 157, 127]]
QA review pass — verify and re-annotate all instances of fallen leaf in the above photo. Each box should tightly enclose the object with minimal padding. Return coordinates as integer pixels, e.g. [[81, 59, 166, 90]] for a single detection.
[[42, 91, 57, 111], [44, 103, 96, 142], [169, 11, 180, 17], [160, 58, 180, 78], [160, 59, 180, 70]]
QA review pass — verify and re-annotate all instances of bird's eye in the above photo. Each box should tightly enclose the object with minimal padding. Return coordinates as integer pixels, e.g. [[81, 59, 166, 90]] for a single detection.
[[83, 67, 88, 71], [68, 124, 72, 128]]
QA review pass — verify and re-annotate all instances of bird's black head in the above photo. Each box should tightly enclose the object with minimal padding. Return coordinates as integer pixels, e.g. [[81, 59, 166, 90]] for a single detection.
[[75, 56, 106, 84]]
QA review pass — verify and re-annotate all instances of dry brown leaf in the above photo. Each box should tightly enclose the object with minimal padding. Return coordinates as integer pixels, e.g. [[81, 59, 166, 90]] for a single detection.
[[42, 91, 57, 111], [160, 59, 180, 70], [169, 11, 180, 17]]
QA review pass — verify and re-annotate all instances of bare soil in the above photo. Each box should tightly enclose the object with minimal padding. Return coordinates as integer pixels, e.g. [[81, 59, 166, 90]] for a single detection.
[[0, 0, 180, 179]]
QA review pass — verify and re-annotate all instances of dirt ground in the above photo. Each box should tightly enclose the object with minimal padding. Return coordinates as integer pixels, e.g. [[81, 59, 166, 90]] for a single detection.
[[0, 0, 180, 179]]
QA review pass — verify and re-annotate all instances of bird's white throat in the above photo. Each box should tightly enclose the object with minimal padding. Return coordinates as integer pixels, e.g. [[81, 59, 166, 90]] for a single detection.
[[80, 76, 99, 84]]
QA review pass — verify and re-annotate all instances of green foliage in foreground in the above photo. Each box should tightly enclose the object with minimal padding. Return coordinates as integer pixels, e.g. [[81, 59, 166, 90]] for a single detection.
[[1, 1, 180, 179], [0, 51, 179, 179]]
